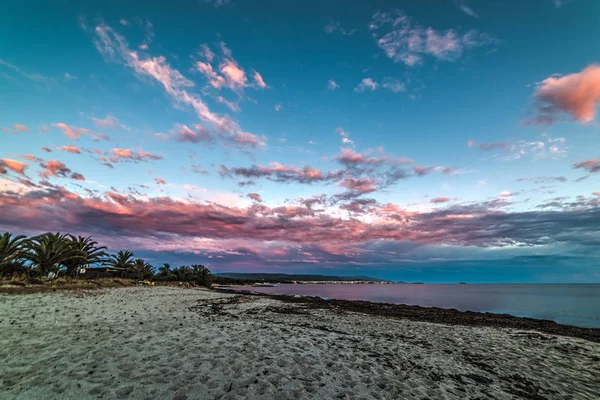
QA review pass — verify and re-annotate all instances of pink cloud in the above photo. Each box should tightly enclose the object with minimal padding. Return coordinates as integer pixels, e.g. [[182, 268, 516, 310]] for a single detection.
[[336, 127, 354, 146], [112, 148, 133, 159], [323, 21, 356, 36], [14, 124, 30, 132], [21, 154, 42, 162], [369, 10, 496, 66], [172, 124, 214, 143], [155, 177, 167, 185], [221, 162, 338, 184], [59, 145, 82, 154], [327, 79, 339, 90], [412, 165, 455, 176], [340, 199, 378, 214], [573, 158, 600, 174], [37, 160, 84, 180], [54, 122, 84, 140], [197, 43, 265, 91], [431, 197, 450, 204], [41, 147, 52, 153], [191, 164, 209, 175], [71, 172, 86, 181], [109, 148, 162, 163], [529, 65, 600, 125], [91, 114, 126, 129], [475, 141, 512, 152], [93, 24, 264, 150], [39, 160, 70, 178], [220, 59, 247, 89], [196, 61, 226, 88], [200, 44, 214, 62], [355, 78, 378, 92], [424, 28, 462, 61], [336, 148, 388, 166], [53, 123, 108, 141], [381, 77, 405, 93], [219, 41, 232, 57], [217, 96, 240, 112], [0, 158, 28, 175], [247, 193, 263, 203], [413, 165, 435, 176], [340, 177, 377, 194], [2, 181, 600, 264], [138, 150, 162, 161], [154, 133, 169, 141], [253, 71, 267, 88]]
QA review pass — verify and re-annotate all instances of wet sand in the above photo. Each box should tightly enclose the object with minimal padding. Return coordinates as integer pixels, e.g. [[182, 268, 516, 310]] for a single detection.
[[1, 286, 599, 399]]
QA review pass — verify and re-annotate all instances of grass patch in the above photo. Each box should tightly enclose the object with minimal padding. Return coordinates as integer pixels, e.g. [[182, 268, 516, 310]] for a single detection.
[[0, 277, 139, 294]]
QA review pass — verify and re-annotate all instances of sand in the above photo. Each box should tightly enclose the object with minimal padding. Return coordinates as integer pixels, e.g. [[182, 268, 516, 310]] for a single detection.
[[1, 287, 599, 400]]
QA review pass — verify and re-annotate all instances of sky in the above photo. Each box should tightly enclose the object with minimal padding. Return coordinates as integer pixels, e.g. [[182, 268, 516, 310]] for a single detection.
[[1, 0, 599, 283]]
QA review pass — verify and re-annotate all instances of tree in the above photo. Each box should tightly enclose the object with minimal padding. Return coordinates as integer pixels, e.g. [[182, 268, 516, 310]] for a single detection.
[[107, 250, 135, 271], [23, 233, 84, 276], [157, 264, 212, 286], [132, 258, 155, 280], [62, 235, 108, 276], [158, 263, 171, 275], [0, 232, 27, 276], [191, 264, 211, 286], [156, 263, 172, 279]]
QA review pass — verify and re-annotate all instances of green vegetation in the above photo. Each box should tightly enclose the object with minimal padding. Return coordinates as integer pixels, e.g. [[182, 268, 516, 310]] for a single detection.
[[154, 263, 212, 286], [0, 231, 214, 288]]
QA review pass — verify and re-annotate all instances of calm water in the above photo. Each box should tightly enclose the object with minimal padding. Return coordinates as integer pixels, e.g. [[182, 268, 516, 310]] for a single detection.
[[231, 284, 600, 328]]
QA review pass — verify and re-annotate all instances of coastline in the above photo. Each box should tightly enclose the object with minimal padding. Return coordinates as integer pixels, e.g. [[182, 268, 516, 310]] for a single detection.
[[2, 286, 599, 399], [221, 288, 600, 343]]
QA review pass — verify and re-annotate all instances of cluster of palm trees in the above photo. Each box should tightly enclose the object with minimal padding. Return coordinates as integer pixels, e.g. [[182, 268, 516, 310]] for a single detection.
[[0, 232, 154, 280]]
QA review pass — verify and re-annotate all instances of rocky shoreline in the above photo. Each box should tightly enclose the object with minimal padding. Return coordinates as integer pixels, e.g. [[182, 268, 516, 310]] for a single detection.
[[220, 288, 600, 343]]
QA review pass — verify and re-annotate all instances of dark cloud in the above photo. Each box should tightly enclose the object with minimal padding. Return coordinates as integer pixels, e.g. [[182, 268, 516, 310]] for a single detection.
[[247, 193, 262, 203], [517, 176, 567, 184], [1, 186, 599, 262], [220, 163, 342, 184], [574, 158, 600, 174]]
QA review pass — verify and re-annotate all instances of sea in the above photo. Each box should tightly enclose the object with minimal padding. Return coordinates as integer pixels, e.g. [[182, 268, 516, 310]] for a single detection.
[[231, 283, 600, 328]]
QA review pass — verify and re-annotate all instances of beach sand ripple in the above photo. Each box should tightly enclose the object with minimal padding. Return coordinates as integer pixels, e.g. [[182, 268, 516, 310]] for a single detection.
[[1, 287, 599, 399]]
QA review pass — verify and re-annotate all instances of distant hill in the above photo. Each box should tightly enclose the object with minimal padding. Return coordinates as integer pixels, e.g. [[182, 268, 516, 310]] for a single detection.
[[216, 272, 385, 282]]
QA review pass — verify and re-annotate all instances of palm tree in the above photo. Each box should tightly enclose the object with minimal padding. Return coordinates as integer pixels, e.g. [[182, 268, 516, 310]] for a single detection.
[[62, 235, 108, 275], [23, 233, 84, 276], [132, 258, 154, 280], [158, 263, 171, 274], [107, 250, 135, 273], [0, 232, 28, 276], [157, 263, 171, 278]]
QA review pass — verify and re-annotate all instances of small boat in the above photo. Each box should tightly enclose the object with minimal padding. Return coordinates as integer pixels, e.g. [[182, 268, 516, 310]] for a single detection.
[[252, 283, 280, 287]]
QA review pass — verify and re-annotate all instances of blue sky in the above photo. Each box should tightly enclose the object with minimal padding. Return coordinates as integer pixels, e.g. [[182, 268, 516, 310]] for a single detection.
[[1, 0, 599, 282]]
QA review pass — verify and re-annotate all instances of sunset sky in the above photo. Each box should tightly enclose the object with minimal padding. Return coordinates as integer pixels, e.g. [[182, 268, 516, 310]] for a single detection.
[[1, 0, 599, 282]]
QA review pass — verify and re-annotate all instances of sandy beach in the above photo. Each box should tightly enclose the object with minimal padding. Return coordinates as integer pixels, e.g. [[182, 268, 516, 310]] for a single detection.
[[1, 286, 599, 400]]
